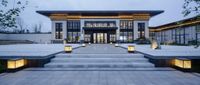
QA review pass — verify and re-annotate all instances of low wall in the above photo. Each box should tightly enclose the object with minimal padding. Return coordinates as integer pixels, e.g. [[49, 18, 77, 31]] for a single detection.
[[0, 33, 8, 40], [0, 33, 52, 44]]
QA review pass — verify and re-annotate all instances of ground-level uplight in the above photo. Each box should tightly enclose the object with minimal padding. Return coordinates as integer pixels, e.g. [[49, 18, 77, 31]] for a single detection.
[[64, 45, 72, 53], [82, 43, 86, 47], [115, 44, 119, 47], [174, 58, 191, 69], [7, 58, 26, 69], [128, 45, 135, 53]]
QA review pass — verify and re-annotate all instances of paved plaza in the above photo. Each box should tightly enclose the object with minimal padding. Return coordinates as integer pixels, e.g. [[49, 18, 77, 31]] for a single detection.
[[1, 69, 200, 85], [0, 44, 200, 85], [120, 44, 200, 59], [0, 44, 81, 59]]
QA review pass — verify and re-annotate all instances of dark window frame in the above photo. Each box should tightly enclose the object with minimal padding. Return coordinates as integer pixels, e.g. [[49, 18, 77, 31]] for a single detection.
[[120, 20, 134, 43], [67, 20, 81, 43], [55, 23, 63, 39], [138, 23, 145, 39]]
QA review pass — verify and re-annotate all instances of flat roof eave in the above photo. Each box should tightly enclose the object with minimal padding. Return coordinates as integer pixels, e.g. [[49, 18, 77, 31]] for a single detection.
[[36, 10, 164, 17]]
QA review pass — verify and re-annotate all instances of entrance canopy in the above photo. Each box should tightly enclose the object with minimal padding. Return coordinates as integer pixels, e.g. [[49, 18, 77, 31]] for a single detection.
[[83, 27, 118, 31]]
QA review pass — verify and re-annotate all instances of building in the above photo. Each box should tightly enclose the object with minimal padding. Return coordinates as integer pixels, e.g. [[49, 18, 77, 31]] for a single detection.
[[37, 10, 163, 43], [150, 16, 200, 45]]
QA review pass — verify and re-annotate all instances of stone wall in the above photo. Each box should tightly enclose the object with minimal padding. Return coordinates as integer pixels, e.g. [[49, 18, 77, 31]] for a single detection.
[[0, 33, 52, 44]]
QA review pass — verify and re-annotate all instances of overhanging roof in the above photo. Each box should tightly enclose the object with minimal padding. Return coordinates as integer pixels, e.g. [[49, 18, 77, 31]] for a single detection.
[[36, 10, 164, 17], [150, 15, 200, 32]]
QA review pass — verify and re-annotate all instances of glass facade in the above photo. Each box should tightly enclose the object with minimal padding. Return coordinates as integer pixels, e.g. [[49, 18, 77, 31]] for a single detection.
[[67, 20, 81, 43], [53, 20, 149, 44], [138, 23, 145, 39], [55, 23, 63, 39], [154, 24, 200, 45], [120, 20, 134, 43]]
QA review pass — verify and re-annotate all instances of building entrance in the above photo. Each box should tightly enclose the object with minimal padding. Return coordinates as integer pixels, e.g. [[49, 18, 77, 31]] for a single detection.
[[93, 33, 107, 43], [84, 31, 116, 44]]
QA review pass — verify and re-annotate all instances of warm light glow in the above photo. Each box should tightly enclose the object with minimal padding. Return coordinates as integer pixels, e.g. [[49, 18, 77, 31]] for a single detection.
[[128, 45, 135, 52], [82, 44, 86, 47], [115, 44, 119, 47], [174, 58, 191, 69], [7, 59, 26, 69], [64, 46, 72, 52], [151, 40, 158, 50], [63, 40, 66, 44]]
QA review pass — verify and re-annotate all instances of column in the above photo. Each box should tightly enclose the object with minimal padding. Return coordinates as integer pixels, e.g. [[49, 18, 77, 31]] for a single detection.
[[80, 19, 85, 43], [63, 21, 67, 40], [145, 21, 149, 39], [133, 21, 138, 40], [116, 20, 120, 43], [51, 21, 55, 41]]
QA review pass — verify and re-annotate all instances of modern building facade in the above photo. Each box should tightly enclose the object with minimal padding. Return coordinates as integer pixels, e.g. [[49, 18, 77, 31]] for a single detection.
[[150, 16, 200, 45], [37, 10, 163, 43]]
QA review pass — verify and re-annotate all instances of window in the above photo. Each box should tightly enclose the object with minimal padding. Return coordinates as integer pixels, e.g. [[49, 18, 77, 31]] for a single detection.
[[138, 23, 145, 39], [55, 23, 63, 39], [67, 20, 80, 43], [120, 20, 134, 43], [196, 24, 200, 33]]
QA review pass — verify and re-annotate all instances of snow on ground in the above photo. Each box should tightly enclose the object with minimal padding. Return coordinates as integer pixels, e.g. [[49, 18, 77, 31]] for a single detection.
[[0, 44, 81, 58], [120, 44, 200, 57]]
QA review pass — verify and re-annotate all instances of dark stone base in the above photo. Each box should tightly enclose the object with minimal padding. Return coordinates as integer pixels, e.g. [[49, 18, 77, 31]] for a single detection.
[[148, 58, 200, 72]]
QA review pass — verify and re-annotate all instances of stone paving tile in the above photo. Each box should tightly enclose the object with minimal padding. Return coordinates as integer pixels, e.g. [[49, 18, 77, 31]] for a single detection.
[[73, 44, 128, 54], [1, 70, 200, 85]]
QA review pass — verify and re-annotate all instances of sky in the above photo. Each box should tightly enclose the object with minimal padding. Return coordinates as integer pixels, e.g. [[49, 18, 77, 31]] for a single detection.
[[16, 0, 198, 32]]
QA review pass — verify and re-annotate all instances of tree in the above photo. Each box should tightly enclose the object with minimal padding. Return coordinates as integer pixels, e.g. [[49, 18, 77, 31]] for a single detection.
[[0, 0, 28, 30], [183, 0, 200, 16], [32, 23, 42, 33], [16, 16, 25, 33]]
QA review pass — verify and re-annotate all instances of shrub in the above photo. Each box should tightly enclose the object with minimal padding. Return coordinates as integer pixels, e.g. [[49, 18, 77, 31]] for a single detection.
[[188, 40, 200, 45]]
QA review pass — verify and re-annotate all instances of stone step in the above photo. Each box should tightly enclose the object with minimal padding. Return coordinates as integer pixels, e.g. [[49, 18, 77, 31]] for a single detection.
[[51, 58, 149, 63], [25, 67, 175, 71], [45, 62, 154, 68], [55, 53, 144, 58]]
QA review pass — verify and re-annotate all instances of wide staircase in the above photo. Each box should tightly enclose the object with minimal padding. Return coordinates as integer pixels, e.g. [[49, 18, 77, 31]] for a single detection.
[[44, 44, 155, 70]]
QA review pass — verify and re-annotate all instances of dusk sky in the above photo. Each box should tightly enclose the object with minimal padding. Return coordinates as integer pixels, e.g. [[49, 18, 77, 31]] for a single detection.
[[17, 0, 198, 32]]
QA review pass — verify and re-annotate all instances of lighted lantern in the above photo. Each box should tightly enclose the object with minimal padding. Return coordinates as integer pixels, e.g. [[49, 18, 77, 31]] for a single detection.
[[151, 40, 158, 50], [128, 45, 135, 53], [82, 43, 86, 47], [63, 40, 67, 44], [64, 45, 72, 53], [115, 44, 119, 47], [7, 58, 26, 69], [174, 58, 191, 69]]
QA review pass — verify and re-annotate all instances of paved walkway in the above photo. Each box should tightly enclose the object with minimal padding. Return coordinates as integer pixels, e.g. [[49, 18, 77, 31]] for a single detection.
[[73, 44, 127, 54], [1, 69, 200, 85]]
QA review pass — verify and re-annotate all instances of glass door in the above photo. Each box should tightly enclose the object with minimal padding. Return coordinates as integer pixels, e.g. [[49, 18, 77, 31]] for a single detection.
[[94, 33, 107, 44]]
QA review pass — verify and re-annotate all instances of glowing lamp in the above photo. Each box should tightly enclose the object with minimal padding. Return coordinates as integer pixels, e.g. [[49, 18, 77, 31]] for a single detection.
[[82, 44, 86, 47], [63, 40, 67, 44], [110, 42, 113, 44], [115, 44, 119, 47], [64, 45, 72, 53], [128, 45, 135, 52], [174, 58, 191, 69], [7, 58, 26, 69]]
